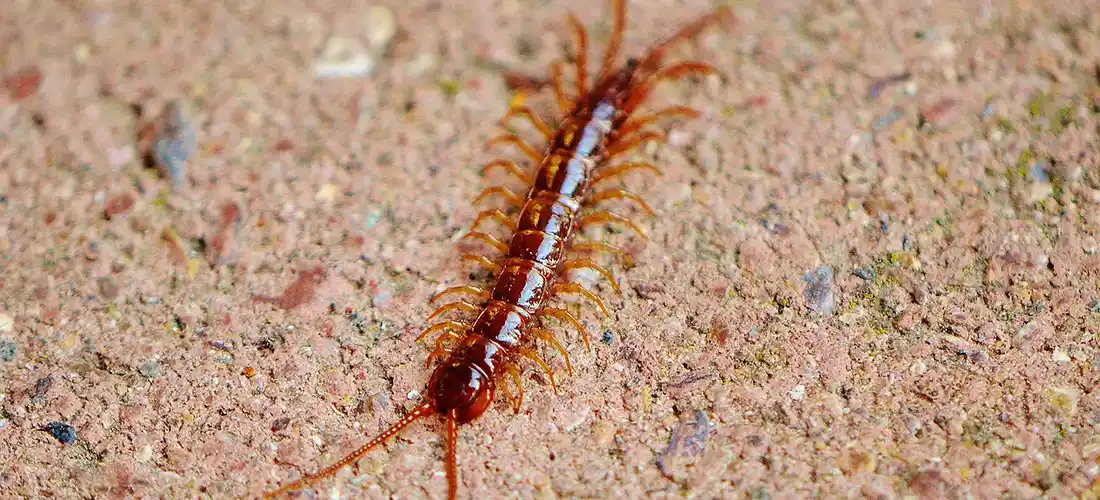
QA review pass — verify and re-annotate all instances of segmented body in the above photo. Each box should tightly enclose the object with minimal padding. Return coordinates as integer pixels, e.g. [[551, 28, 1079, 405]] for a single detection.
[[265, 2, 731, 498]]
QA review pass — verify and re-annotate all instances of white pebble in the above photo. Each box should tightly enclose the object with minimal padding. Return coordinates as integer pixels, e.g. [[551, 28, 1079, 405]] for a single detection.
[[364, 6, 398, 52], [313, 36, 375, 79], [788, 384, 805, 401]]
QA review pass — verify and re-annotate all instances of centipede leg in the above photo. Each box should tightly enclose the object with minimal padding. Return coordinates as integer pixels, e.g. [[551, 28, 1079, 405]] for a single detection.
[[507, 364, 525, 412], [498, 376, 518, 410], [551, 282, 610, 317], [565, 13, 588, 96], [618, 106, 700, 137], [519, 348, 558, 394], [486, 134, 543, 163], [532, 327, 573, 375], [426, 300, 482, 321], [605, 130, 666, 159], [425, 345, 453, 368], [549, 60, 573, 112], [434, 331, 462, 353], [624, 62, 720, 113], [577, 211, 648, 241], [473, 186, 524, 208], [570, 240, 632, 266], [562, 258, 622, 295], [461, 253, 501, 274], [499, 107, 553, 141], [481, 158, 531, 184], [470, 208, 516, 232], [430, 284, 489, 303], [462, 231, 510, 253], [416, 320, 471, 343], [586, 188, 656, 216], [539, 307, 591, 354], [590, 161, 663, 185]]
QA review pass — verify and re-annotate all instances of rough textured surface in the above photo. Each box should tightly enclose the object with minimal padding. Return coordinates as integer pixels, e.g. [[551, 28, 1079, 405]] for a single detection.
[[2, 0, 1099, 498]]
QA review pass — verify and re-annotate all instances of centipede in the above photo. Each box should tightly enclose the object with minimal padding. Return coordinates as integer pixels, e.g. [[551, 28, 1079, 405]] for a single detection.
[[264, 1, 732, 498]]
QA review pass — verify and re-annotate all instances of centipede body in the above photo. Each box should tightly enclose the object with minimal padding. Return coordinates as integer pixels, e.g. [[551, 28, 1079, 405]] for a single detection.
[[264, 1, 732, 498]]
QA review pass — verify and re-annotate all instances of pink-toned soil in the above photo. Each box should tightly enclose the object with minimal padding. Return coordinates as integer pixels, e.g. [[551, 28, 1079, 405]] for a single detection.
[[1, 0, 1098, 498]]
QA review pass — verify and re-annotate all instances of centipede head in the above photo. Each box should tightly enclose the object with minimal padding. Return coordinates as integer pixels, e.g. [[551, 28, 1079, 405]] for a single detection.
[[428, 361, 495, 423]]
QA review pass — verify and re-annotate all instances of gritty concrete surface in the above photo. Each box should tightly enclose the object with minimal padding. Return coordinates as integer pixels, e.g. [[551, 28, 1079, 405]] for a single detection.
[[2, 0, 1099, 498]]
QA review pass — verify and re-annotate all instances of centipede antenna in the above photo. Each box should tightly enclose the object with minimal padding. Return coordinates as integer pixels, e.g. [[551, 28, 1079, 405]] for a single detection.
[[595, 0, 627, 82], [445, 411, 460, 500], [264, 402, 436, 498]]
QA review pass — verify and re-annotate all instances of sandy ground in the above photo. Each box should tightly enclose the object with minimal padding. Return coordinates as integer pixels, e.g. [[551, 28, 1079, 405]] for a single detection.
[[2, 0, 1099, 498]]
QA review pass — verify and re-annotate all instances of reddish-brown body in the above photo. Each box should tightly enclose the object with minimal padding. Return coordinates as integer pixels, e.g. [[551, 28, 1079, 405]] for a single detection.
[[265, 2, 731, 498]]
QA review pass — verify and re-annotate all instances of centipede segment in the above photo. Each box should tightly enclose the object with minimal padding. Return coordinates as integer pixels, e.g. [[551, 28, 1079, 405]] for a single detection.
[[265, 2, 732, 498]]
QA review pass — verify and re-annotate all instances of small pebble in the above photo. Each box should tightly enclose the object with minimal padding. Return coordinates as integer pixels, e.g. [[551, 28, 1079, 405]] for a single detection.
[[372, 290, 392, 308], [271, 417, 291, 432], [0, 339, 14, 362], [313, 36, 375, 79], [1047, 387, 1079, 415], [138, 361, 159, 378], [40, 422, 76, 444], [407, 390, 420, 400], [135, 444, 153, 463], [802, 265, 836, 315], [0, 312, 12, 333], [788, 384, 806, 401], [363, 6, 397, 52], [852, 268, 874, 281], [2, 65, 43, 100], [153, 101, 197, 190]]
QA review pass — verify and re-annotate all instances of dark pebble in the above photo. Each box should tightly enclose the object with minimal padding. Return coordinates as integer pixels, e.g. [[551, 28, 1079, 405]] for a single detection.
[[271, 417, 291, 432], [40, 422, 76, 444], [853, 268, 875, 281]]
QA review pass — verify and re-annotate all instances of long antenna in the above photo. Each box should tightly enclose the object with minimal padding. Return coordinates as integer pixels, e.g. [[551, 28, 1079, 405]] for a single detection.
[[264, 401, 436, 498]]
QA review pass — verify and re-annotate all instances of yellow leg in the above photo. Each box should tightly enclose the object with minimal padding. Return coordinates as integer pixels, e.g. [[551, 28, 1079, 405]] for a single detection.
[[532, 327, 573, 375], [551, 282, 610, 317], [499, 106, 553, 141], [425, 345, 453, 368], [577, 211, 648, 241], [481, 158, 531, 184], [591, 161, 663, 185], [507, 364, 525, 413], [462, 231, 509, 254], [605, 130, 666, 159], [431, 284, 488, 303], [486, 134, 543, 164], [538, 307, 590, 354], [586, 188, 656, 216], [473, 186, 524, 208], [470, 208, 517, 232], [519, 347, 557, 395], [415, 320, 471, 343], [618, 106, 700, 137], [570, 240, 630, 266], [426, 301, 482, 321], [461, 253, 501, 274], [549, 60, 572, 112], [562, 258, 622, 295]]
